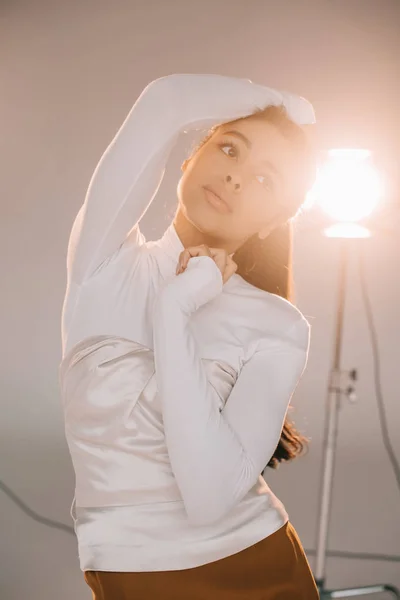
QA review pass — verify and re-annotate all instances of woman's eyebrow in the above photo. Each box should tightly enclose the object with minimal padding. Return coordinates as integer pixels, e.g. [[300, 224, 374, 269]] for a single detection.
[[223, 130, 252, 149], [223, 130, 281, 178]]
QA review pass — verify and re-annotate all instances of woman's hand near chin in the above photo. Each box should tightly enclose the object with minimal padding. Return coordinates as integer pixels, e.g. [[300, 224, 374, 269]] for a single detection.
[[176, 245, 237, 284]]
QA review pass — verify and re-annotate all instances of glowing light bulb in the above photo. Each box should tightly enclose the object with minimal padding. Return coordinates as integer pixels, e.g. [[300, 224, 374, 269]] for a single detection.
[[306, 149, 383, 223]]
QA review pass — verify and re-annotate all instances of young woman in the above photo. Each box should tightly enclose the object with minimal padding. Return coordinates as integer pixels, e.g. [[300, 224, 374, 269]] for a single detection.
[[59, 73, 319, 599]]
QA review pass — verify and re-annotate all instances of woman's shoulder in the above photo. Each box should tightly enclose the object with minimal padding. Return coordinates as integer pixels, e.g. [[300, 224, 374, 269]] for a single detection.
[[225, 273, 310, 347]]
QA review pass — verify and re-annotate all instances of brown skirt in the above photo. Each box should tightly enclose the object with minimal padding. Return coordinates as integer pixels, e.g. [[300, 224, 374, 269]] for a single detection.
[[84, 521, 320, 599]]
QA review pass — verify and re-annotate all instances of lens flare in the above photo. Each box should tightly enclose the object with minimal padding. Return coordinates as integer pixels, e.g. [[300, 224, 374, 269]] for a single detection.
[[306, 149, 384, 223]]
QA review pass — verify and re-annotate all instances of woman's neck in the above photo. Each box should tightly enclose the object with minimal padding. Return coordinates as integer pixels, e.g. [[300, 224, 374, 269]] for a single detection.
[[172, 207, 239, 255]]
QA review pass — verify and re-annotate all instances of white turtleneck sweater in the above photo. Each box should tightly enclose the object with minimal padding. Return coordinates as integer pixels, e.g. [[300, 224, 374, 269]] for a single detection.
[[59, 73, 315, 572]]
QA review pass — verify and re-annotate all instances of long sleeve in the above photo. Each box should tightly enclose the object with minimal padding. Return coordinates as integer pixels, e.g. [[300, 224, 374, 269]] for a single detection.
[[152, 256, 310, 526], [67, 74, 315, 285]]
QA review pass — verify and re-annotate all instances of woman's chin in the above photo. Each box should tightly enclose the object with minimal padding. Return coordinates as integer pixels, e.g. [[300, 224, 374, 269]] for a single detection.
[[182, 201, 222, 235]]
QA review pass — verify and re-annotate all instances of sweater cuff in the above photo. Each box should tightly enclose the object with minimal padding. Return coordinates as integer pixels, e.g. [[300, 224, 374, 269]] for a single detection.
[[159, 256, 223, 315]]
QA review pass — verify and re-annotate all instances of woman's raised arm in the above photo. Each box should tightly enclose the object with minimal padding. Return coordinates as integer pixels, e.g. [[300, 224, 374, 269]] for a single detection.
[[67, 74, 315, 285]]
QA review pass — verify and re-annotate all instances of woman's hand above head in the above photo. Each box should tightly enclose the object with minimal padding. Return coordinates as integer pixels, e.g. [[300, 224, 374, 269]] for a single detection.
[[176, 245, 237, 285]]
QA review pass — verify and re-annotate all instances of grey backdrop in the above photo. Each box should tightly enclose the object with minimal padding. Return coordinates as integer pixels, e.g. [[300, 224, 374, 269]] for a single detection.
[[1, 1, 399, 598]]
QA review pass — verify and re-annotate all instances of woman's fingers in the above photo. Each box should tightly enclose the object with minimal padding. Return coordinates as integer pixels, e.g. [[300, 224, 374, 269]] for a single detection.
[[176, 245, 211, 274], [209, 248, 228, 280], [176, 245, 237, 283], [223, 256, 238, 283]]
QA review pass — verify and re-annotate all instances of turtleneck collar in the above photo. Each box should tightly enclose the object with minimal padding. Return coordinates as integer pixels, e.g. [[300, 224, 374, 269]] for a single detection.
[[155, 220, 237, 287], [157, 221, 185, 264]]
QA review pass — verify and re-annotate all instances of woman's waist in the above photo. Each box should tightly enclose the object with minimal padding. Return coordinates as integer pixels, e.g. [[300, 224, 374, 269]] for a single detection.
[[73, 491, 288, 548]]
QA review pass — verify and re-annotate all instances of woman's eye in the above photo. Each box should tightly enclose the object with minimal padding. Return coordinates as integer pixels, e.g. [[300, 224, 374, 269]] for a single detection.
[[219, 143, 237, 158]]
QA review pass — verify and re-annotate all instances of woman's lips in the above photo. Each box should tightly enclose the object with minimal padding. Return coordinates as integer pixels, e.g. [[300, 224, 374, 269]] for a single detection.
[[203, 186, 232, 214]]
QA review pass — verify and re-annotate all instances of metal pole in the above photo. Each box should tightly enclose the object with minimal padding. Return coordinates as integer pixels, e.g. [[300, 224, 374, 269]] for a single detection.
[[312, 237, 400, 598], [314, 237, 348, 586]]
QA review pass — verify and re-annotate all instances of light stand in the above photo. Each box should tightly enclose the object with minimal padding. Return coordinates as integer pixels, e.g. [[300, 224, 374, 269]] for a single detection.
[[314, 236, 400, 599]]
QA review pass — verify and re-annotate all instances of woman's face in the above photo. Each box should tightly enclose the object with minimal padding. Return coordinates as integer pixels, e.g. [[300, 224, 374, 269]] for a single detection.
[[177, 117, 304, 248]]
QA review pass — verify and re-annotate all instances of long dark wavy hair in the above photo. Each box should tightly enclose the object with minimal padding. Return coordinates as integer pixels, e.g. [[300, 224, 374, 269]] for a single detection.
[[188, 104, 317, 476]]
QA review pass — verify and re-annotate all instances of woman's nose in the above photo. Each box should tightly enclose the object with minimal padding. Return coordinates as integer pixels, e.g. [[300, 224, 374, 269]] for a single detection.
[[226, 175, 240, 190]]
